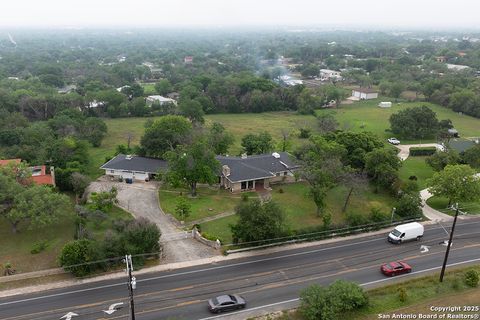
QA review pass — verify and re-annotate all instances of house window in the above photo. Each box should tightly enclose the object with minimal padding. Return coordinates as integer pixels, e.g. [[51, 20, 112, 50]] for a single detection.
[[241, 181, 247, 189], [276, 172, 280, 176], [110, 170, 115, 174], [284, 171, 288, 176], [248, 181, 254, 189]]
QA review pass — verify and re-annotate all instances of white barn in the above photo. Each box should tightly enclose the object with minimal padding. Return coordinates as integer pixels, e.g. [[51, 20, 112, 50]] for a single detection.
[[100, 154, 168, 181], [352, 88, 379, 100]]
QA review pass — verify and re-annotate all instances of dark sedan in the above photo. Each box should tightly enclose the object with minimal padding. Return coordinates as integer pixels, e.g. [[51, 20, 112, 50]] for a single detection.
[[207, 294, 246, 313], [381, 261, 412, 276]]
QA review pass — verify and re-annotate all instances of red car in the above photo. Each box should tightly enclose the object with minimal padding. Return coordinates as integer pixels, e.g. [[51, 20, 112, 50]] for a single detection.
[[381, 261, 412, 276]]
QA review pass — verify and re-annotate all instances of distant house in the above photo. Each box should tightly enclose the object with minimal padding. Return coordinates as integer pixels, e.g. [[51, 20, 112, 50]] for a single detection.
[[0, 159, 55, 186], [58, 84, 77, 94], [319, 69, 343, 81], [446, 64, 470, 72], [436, 56, 447, 63], [85, 100, 106, 109], [184, 56, 193, 64], [352, 88, 379, 100], [166, 92, 180, 100], [145, 95, 177, 106], [217, 152, 300, 192], [100, 154, 168, 181]]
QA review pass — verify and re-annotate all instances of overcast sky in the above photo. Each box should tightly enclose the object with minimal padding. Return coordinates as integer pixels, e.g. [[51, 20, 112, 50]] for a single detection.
[[1, 0, 479, 29]]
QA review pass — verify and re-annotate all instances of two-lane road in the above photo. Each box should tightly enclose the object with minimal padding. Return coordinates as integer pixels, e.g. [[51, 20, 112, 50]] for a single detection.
[[1, 218, 479, 320]]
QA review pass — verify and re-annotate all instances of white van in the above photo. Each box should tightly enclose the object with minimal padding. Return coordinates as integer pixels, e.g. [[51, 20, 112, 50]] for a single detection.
[[388, 222, 424, 244]]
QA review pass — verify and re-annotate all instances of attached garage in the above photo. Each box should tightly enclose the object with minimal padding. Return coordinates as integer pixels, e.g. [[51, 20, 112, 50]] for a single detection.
[[101, 154, 168, 182]]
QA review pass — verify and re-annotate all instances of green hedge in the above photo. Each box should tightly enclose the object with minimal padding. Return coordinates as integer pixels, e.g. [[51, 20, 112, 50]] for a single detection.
[[409, 146, 437, 156]]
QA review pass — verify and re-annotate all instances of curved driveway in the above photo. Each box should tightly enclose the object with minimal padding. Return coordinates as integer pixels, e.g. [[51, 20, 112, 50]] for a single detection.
[[87, 179, 218, 263]]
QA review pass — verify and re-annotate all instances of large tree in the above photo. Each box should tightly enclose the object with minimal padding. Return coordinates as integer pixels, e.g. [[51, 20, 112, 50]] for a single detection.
[[230, 199, 289, 244], [207, 122, 234, 155], [462, 145, 480, 169], [427, 164, 480, 207], [179, 99, 205, 124], [140, 115, 192, 158], [365, 148, 402, 192], [389, 106, 440, 139], [1, 180, 70, 233], [297, 136, 346, 215], [241, 131, 274, 155], [165, 139, 220, 196]]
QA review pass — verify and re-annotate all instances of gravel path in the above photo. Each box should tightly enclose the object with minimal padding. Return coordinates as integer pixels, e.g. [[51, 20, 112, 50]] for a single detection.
[[87, 179, 218, 263]]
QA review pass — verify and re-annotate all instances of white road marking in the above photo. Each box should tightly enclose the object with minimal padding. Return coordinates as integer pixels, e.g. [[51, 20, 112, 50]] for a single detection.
[[197, 257, 480, 320], [1, 221, 479, 307]]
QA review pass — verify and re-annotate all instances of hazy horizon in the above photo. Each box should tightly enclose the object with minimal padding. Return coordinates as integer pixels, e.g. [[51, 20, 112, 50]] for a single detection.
[[1, 0, 480, 30]]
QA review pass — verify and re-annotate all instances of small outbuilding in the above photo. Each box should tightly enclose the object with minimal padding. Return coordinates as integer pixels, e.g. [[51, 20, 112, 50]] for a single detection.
[[378, 101, 392, 108], [100, 154, 168, 181], [352, 88, 379, 100]]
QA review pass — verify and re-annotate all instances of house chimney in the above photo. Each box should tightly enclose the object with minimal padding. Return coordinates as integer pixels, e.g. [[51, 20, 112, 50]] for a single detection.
[[241, 153, 247, 159], [272, 152, 281, 159], [222, 165, 231, 177], [126, 155, 132, 160]]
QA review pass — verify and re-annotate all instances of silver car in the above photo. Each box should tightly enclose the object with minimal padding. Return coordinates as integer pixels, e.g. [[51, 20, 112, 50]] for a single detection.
[[207, 294, 246, 313]]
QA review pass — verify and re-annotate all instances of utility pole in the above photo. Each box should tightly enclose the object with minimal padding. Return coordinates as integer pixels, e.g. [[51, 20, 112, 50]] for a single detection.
[[439, 203, 459, 282], [125, 255, 136, 320]]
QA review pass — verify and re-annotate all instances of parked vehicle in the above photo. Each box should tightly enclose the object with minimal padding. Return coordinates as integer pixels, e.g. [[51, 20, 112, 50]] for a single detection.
[[388, 137, 401, 145], [381, 261, 412, 276], [388, 222, 424, 244], [207, 294, 246, 313]]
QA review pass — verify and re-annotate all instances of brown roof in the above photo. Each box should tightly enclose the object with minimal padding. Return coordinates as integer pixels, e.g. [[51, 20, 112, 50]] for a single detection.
[[353, 88, 378, 94]]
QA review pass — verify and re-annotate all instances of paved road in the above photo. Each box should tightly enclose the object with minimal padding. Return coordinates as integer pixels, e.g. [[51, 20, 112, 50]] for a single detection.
[[87, 180, 218, 263], [1, 218, 479, 320]]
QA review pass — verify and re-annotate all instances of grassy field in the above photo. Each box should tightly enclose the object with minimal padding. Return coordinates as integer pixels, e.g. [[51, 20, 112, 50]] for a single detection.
[[350, 266, 480, 319], [398, 156, 435, 189], [427, 196, 480, 215], [260, 266, 480, 320], [159, 186, 256, 223], [200, 182, 397, 244], [139, 82, 157, 95], [86, 112, 317, 178], [321, 99, 480, 143], [0, 204, 133, 274], [0, 214, 76, 273]]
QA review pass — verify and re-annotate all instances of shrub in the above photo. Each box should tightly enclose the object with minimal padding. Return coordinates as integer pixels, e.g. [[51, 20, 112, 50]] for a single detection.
[[300, 281, 368, 320], [322, 212, 332, 229], [369, 208, 387, 223], [299, 128, 311, 139], [464, 269, 479, 287], [346, 212, 367, 227], [395, 192, 422, 218], [397, 286, 408, 302], [31, 241, 49, 254], [59, 239, 105, 277], [278, 188, 284, 193], [409, 147, 437, 156], [402, 180, 419, 193], [241, 193, 249, 202]]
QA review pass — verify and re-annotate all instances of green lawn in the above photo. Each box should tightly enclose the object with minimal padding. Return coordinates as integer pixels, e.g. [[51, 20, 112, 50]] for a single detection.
[[398, 156, 435, 189], [0, 214, 76, 273], [0, 203, 133, 274], [426, 196, 480, 215], [139, 82, 157, 95], [200, 182, 397, 244], [159, 186, 256, 223], [200, 214, 238, 244], [322, 99, 480, 144]]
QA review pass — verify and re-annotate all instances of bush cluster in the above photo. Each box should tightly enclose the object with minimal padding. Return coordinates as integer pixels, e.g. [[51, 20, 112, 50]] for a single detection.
[[409, 147, 437, 156]]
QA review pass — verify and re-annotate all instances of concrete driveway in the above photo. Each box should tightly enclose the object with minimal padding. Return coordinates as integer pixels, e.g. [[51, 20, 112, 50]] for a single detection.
[[87, 178, 218, 263]]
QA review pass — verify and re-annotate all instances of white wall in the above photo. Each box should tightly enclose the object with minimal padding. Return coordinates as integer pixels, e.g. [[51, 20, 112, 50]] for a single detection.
[[105, 169, 149, 181]]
